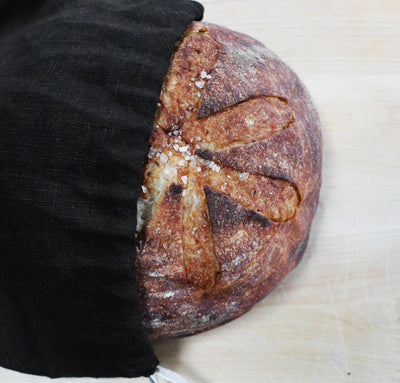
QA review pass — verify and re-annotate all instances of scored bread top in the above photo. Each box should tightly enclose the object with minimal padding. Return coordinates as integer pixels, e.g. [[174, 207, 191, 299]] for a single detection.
[[136, 21, 322, 340]]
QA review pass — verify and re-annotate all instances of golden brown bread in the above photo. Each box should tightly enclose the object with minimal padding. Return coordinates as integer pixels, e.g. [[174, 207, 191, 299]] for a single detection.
[[135, 21, 322, 340]]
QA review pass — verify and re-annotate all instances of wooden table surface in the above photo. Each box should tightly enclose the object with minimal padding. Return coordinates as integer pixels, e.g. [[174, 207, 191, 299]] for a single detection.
[[1, 0, 399, 382]]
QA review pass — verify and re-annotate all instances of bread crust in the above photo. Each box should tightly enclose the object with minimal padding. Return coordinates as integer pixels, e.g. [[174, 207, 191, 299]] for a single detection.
[[136, 22, 322, 340]]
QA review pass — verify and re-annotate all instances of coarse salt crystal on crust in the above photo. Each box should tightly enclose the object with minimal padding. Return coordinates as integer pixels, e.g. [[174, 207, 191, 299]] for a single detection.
[[195, 80, 205, 88], [239, 172, 249, 181], [159, 153, 168, 163]]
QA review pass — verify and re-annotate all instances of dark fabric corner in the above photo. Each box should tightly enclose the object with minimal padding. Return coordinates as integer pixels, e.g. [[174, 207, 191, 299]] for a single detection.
[[0, 0, 203, 378]]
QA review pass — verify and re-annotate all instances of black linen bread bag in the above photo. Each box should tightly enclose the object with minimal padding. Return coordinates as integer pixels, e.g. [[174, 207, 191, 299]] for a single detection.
[[0, 0, 203, 378]]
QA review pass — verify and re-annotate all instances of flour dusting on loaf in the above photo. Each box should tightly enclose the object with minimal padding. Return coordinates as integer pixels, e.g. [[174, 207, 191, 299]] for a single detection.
[[136, 22, 322, 340]]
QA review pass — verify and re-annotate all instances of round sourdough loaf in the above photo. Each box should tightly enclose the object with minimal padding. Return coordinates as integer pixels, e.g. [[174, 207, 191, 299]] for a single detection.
[[135, 21, 322, 340]]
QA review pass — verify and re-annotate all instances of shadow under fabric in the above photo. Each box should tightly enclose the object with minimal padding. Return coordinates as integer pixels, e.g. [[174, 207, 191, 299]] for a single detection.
[[0, 0, 203, 378]]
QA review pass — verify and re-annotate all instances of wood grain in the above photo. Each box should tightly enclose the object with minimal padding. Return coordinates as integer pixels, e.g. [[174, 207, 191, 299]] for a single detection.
[[1, 0, 399, 382]]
